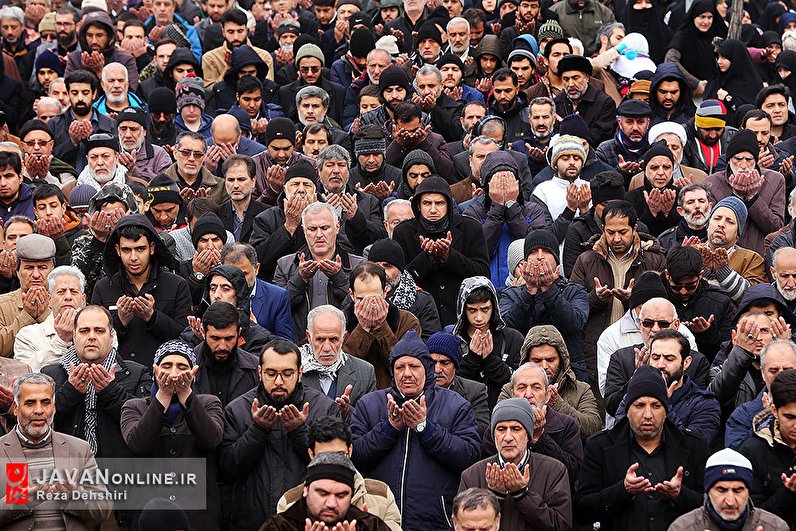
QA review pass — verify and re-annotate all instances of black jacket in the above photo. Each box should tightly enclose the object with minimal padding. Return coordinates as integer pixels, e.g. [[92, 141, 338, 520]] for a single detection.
[[428, 93, 465, 142], [486, 91, 533, 144], [449, 376, 490, 437], [554, 84, 618, 147], [218, 198, 268, 244], [41, 356, 151, 458], [90, 215, 192, 367], [193, 343, 260, 407], [576, 417, 709, 530], [665, 280, 734, 361], [562, 210, 601, 278], [278, 76, 346, 125]]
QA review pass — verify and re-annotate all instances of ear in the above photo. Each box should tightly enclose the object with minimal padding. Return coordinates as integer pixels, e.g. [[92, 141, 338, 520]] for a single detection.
[[683, 355, 692, 372], [676, 205, 684, 217], [771, 266, 777, 279]]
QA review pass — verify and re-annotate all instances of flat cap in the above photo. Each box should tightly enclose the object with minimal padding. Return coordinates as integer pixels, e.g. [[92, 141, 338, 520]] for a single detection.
[[16, 234, 56, 261], [617, 98, 652, 117]]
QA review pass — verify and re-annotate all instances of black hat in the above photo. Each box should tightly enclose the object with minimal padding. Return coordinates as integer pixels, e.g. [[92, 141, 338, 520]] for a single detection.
[[148, 87, 177, 114], [116, 107, 148, 128], [558, 114, 590, 142], [642, 141, 675, 169], [368, 238, 406, 270], [437, 53, 465, 72], [191, 212, 226, 248], [617, 99, 652, 118], [348, 11, 371, 30], [147, 173, 182, 207], [556, 54, 592, 76], [591, 171, 626, 206], [416, 21, 443, 48], [726, 129, 760, 163], [349, 26, 375, 59], [19, 119, 54, 141], [626, 364, 670, 411], [523, 229, 559, 264], [85, 132, 119, 153], [284, 160, 318, 188], [265, 117, 296, 146], [378, 66, 411, 98], [628, 271, 667, 309]]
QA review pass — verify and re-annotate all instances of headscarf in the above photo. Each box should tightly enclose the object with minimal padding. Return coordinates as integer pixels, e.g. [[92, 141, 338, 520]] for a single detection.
[[622, 0, 673, 64], [777, 49, 796, 95], [668, 0, 727, 82], [758, 2, 786, 32], [704, 39, 763, 108]]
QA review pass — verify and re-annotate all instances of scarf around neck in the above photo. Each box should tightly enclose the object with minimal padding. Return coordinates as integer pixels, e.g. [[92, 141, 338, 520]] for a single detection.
[[705, 496, 750, 531], [390, 270, 418, 310], [300, 343, 348, 380]]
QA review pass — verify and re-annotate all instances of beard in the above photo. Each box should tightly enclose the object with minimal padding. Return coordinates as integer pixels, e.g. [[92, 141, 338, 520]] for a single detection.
[[72, 101, 91, 116], [107, 92, 127, 105], [89, 164, 116, 184], [683, 209, 708, 228], [776, 279, 796, 301]]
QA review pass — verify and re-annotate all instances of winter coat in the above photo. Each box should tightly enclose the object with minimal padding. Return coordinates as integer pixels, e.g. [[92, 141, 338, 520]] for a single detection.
[[49, 108, 116, 172], [649, 63, 696, 125], [263, 497, 390, 531], [486, 91, 533, 144], [665, 279, 734, 361], [349, 163, 403, 192], [553, 82, 618, 147], [426, 93, 465, 143], [459, 454, 572, 531], [575, 417, 709, 531], [0, 51, 22, 132], [65, 12, 138, 90], [385, 131, 456, 185], [220, 383, 340, 530], [549, 0, 616, 56], [449, 376, 490, 437], [656, 219, 707, 250], [682, 120, 738, 174], [350, 332, 482, 531], [193, 343, 260, 407], [203, 41, 274, 88], [0, 183, 33, 222], [670, 503, 789, 531], [562, 210, 601, 278], [624, 176, 682, 237], [725, 390, 764, 450], [175, 113, 214, 143], [218, 197, 268, 245], [249, 277, 295, 341], [90, 215, 192, 367]]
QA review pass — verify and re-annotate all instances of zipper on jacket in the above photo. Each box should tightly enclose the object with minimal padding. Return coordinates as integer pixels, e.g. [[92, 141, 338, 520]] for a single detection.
[[399, 429, 410, 513], [441, 496, 452, 527]]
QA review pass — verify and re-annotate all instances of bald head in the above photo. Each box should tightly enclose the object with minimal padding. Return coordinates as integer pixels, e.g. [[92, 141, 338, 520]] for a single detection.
[[639, 297, 680, 346], [761, 340, 796, 388], [211, 114, 242, 146]]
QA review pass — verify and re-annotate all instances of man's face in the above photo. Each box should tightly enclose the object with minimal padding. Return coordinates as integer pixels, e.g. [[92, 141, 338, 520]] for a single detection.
[[175, 137, 206, 178], [157, 354, 192, 380], [36, 103, 60, 123], [762, 343, 796, 388], [37, 68, 59, 91], [238, 90, 263, 118], [223, 21, 248, 47], [604, 214, 635, 256], [418, 38, 441, 62], [666, 271, 700, 304], [431, 352, 456, 388], [268, 139, 294, 165], [366, 53, 390, 84], [746, 118, 772, 149], [225, 162, 255, 203], [102, 67, 129, 105], [440, 64, 463, 88], [49, 273, 85, 315], [454, 507, 500, 531], [479, 54, 499, 75], [492, 79, 518, 108], [469, 21, 485, 47], [299, 57, 323, 84], [172, 63, 195, 83], [510, 58, 534, 88], [0, 17, 23, 44], [650, 338, 689, 386], [225, 257, 258, 288], [304, 479, 353, 525], [645, 155, 673, 189], [405, 163, 430, 190], [494, 420, 529, 464], [152, 110, 175, 130], [697, 127, 724, 146], [116, 235, 154, 279], [205, 323, 239, 362], [447, 22, 469, 54], [638, 301, 678, 346], [18, 259, 52, 292], [511, 367, 549, 407], [518, 0, 540, 19], [384, 203, 414, 238], [528, 344, 561, 383], [260, 347, 301, 403], [555, 153, 583, 180], [469, 142, 499, 180], [653, 133, 682, 163], [383, 85, 408, 109], [376, 261, 402, 292], [118, 121, 145, 152], [602, 26, 625, 50], [351, 274, 386, 305], [319, 158, 349, 194], [415, 73, 441, 100], [708, 481, 750, 523], [13, 383, 55, 443], [460, 104, 486, 133], [773, 251, 796, 301], [465, 298, 492, 333], [197, 232, 224, 253], [380, 6, 400, 23], [442, 0, 463, 17], [284, 176, 315, 199], [74, 308, 114, 363], [562, 71, 588, 101], [305, 208, 339, 258], [419, 192, 448, 222], [4, 222, 33, 251], [309, 312, 344, 366], [206, 0, 229, 22], [762, 94, 789, 127], [303, 131, 329, 159], [707, 206, 739, 248], [85, 25, 109, 52], [181, 103, 203, 125], [529, 103, 554, 139], [35, 195, 66, 223], [357, 151, 384, 173], [123, 24, 147, 52], [153, 0, 176, 25], [56, 13, 77, 45], [775, 401, 796, 447], [238, 65, 260, 80], [393, 355, 425, 397], [656, 80, 681, 110], [87, 147, 118, 184], [677, 189, 710, 230], [23, 130, 54, 158], [627, 396, 666, 441], [619, 116, 650, 143], [314, 5, 335, 23], [0, 164, 21, 202], [68, 82, 96, 117], [149, 203, 180, 229], [298, 97, 327, 125]]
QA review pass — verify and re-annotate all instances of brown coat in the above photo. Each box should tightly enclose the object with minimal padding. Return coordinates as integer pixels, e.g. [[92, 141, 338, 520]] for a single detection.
[[165, 163, 229, 207], [202, 41, 275, 88], [0, 289, 51, 358], [728, 247, 767, 284], [669, 506, 789, 531], [450, 174, 480, 206], [628, 165, 708, 189]]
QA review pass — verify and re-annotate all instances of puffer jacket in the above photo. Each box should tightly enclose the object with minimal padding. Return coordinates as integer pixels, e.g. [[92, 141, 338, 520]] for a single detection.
[[350, 331, 481, 531], [451, 277, 524, 409], [649, 63, 696, 125]]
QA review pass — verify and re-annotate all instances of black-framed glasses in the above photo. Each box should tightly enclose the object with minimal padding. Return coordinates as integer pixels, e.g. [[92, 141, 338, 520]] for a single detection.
[[668, 279, 700, 292], [299, 66, 321, 74], [176, 148, 205, 159], [639, 319, 673, 329]]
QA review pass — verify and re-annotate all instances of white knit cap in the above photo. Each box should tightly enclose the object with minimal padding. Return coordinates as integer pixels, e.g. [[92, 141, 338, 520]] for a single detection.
[[547, 134, 587, 167], [376, 35, 400, 57], [648, 121, 688, 147]]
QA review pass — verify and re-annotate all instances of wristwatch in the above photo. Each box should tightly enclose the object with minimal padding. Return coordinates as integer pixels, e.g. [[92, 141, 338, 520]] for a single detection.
[[191, 272, 205, 283], [415, 420, 427, 433], [505, 200, 516, 209]]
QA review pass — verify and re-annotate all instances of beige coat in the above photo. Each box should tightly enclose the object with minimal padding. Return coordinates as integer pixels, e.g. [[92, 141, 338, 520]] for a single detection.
[[14, 313, 71, 371], [202, 41, 275, 88], [669, 505, 789, 531], [628, 165, 708, 190], [0, 289, 51, 358]]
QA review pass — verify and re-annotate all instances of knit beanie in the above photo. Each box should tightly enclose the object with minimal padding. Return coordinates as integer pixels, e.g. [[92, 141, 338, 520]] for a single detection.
[[710, 196, 748, 236], [85, 132, 119, 153], [116, 107, 148, 128], [349, 26, 375, 58], [513, 34, 539, 56], [537, 20, 564, 42], [426, 332, 463, 368], [38, 11, 56, 33], [295, 43, 326, 67], [284, 160, 319, 188], [68, 184, 97, 214], [402, 149, 436, 176], [490, 397, 535, 439], [265, 117, 297, 146], [507, 238, 525, 277], [368, 238, 406, 270], [642, 142, 674, 169], [154, 340, 197, 367], [694, 99, 727, 129], [704, 449, 754, 491], [726, 129, 760, 163], [648, 121, 687, 147], [191, 212, 226, 248], [625, 364, 670, 411], [590, 171, 626, 206], [375, 35, 400, 57], [416, 21, 443, 47], [147, 173, 183, 207], [378, 66, 411, 98], [508, 48, 537, 67], [354, 136, 387, 157], [35, 49, 64, 77], [558, 114, 591, 143], [548, 134, 586, 167], [305, 461, 355, 492], [524, 229, 559, 263], [148, 87, 178, 114], [628, 271, 667, 309], [175, 76, 206, 112], [437, 53, 465, 72]]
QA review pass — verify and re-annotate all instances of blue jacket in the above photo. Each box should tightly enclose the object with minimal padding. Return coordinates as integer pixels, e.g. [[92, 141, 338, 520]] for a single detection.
[[175, 113, 214, 143], [0, 184, 34, 222], [250, 277, 295, 341], [93, 91, 147, 115], [726, 390, 764, 450], [350, 331, 481, 531], [144, 13, 202, 62]]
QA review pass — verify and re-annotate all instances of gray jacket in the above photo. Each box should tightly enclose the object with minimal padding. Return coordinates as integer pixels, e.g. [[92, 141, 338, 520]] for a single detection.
[[301, 354, 376, 410]]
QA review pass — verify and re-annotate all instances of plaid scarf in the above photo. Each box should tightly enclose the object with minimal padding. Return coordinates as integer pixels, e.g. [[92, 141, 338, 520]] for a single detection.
[[300, 343, 348, 380]]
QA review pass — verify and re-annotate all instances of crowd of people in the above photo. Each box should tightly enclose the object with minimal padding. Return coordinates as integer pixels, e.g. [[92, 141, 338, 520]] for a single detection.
[[4, 0, 796, 529]]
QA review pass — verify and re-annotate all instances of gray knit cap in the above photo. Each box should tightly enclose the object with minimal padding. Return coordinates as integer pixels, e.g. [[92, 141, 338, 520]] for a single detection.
[[491, 397, 534, 439]]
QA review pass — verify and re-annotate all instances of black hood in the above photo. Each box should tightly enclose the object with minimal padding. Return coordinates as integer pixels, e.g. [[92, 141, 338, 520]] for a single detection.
[[165, 48, 202, 83], [733, 283, 796, 329], [201, 264, 253, 328], [649, 63, 695, 118], [224, 45, 269, 85], [78, 11, 116, 57], [102, 214, 177, 276]]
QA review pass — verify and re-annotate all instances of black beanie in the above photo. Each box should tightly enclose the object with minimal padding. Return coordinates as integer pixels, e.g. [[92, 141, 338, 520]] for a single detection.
[[524, 229, 559, 264], [148, 87, 177, 114], [116, 107, 148, 128], [19, 119, 55, 141], [642, 141, 675, 170], [378, 66, 411, 98], [284, 160, 319, 188], [625, 364, 670, 411], [368, 238, 406, 270], [628, 271, 667, 309], [85, 132, 119, 153], [590, 171, 625, 206], [416, 21, 443, 47], [349, 26, 376, 59], [265, 117, 297, 146], [147, 173, 183, 207], [191, 212, 226, 248], [137, 498, 191, 531], [726, 129, 760, 163], [437, 53, 465, 72]]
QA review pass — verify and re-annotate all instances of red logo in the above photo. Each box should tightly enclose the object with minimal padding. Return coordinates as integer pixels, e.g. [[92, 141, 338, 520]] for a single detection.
[[6, 463, 28, 504]]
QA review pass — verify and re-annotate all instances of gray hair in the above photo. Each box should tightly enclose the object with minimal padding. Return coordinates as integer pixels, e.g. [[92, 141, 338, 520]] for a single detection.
[[0, 142, 22, 157], [761, 339, 796, 368], [101, 62, 129, 83], [47, 265, 86, 294], [315, 145, 351, 168], [301, 201, 339, 226], [383, 198, 412, 219], [0, 6, 25, 23], [36, 97, 63, 113], [307, 451, 357, 472], [597, 22, 624, 43], [447, 16, 470, 32], [415, 64, 442, 84], [48, 78, 65, 95], [676, 183, 710, 208], [221, 242, 258, 267], [175, 130, 207, 149], [511, 362, 549, 390], [468, 135, 498, 156], [773, 246, 796, 270], [13, 373, 55, 406], [296, 85, 331, 109], [639, 297, 677, 320], [307, 304, 346, 340], [789, 186, 796, 208], [453, 488, 500, 519], [367, 48, 391, 62], [529, 96, 556, 116]]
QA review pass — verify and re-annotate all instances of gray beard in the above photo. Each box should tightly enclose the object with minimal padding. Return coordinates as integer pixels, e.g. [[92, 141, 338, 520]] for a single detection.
[[90, 165, 116, 184]]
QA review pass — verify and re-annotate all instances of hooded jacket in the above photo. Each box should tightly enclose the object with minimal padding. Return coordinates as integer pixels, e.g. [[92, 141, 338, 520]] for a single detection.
[[350, 331, 481, 531], [452, 277, 524, 409], [209, 45, 279, 112], [203, 39, 274, 88], [649, 63, 696, 125], [65, 11, 139, 91], [464, 35, 504, 86], [164, 48, 203, 90], [486, 90, 533, 144], [144, 12, 202, 62], [90, 215, 191, 367]]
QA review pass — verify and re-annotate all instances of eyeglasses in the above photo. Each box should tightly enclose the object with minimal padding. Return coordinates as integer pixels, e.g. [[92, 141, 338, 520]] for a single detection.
[[261, 368, 297, 381], [176, 148, 205, 159], [299, 66, 321, 74], [639, 319, 673, 329], [23, 139, 53, 148], [40, 33, 56, 41], [668, 279, 699, 292]]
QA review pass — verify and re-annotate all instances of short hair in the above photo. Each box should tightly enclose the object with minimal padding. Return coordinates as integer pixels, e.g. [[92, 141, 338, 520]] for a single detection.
[[13, 373, 55, 406], [666, 245, 702, 280], [33, 183, 66, 206], [116, 224, 155, 244], [236, 75, 263, 96], [491, 67, 518, 85], [65, 69, 100, 92], [73, 305, 114, 333], [543, 37, 572, 58], [55, 6, 78, 22], [222, 154, 255, 179], [468, 135, 498, 156], [349, 261, 387, 291], [175, 130, 207, 150], [597, 22, 624, 43], [36, 97, 62, 113], [453, 488, 500, 519], [529, 96, 556, 115], [649, 329, 690, 362], [590, 170, 624, 191], [221, 242, 258, 267], [676, 183, 711, 207], [393, 101, 422, 124], [47, 265, 86, 294], [260, 338, 301, 367], [447, 16, 470, 32], [511, 362, 549, 389], [601, 200, 638, 227], [186, 197, 219, 221], [465, 286, 494, 305], [301, 201, 339, 227], [0, 6, 24, 24], [304, 123, 331, 141], [128, 181, 148, 202], [771, 368, 796, 408], [0, 152, 21, 175], [307, 304, 346, 340], [122, 18, 146, 34], [383, 198, 411, 219], [760, 339, 796, 369], [415, 64, 442, 84], [202, 301, 240, 330], [755, 83, 791, 108], [4, 215, 35, 233], [359, 84, 380, 101], [742, 109, 772, 127], [48, 79, 66, 96], [463, 7, 488, 26], [463, 100, 487, 116], [366, 48, 390, 62], [296, 85, 331, 108], [316, 145, 351, 168], [101, 62, 129, 83], [221, 7, 248, 26], [308, 416, 352, 449]]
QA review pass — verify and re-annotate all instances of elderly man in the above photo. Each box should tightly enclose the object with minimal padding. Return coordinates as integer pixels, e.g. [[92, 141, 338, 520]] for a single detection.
[[576, 364, 710, 531], [459, 397, 572, 530], [206, 114, 266, 173], [657, 184, 713, 250], [94, 62, 145, 118], [0, 372, 113, 528], [252, 117, 316, 207], [115, 107, 171, 183], [75, 133, 127, 192], [18, 119, 77, 189], [629, 122, 708, 192], [452, 489, 501, 531], [37, 97, 63, 123], [553, 55, 617, 146], [296, 86, 352, 153], [413, 65, 465, 143], [300, 304, 376, 417], [772, 246, 796, 315], [164, 131, 228, 206], [15, 266, 87, 371], [350, 331, 481, 531]]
